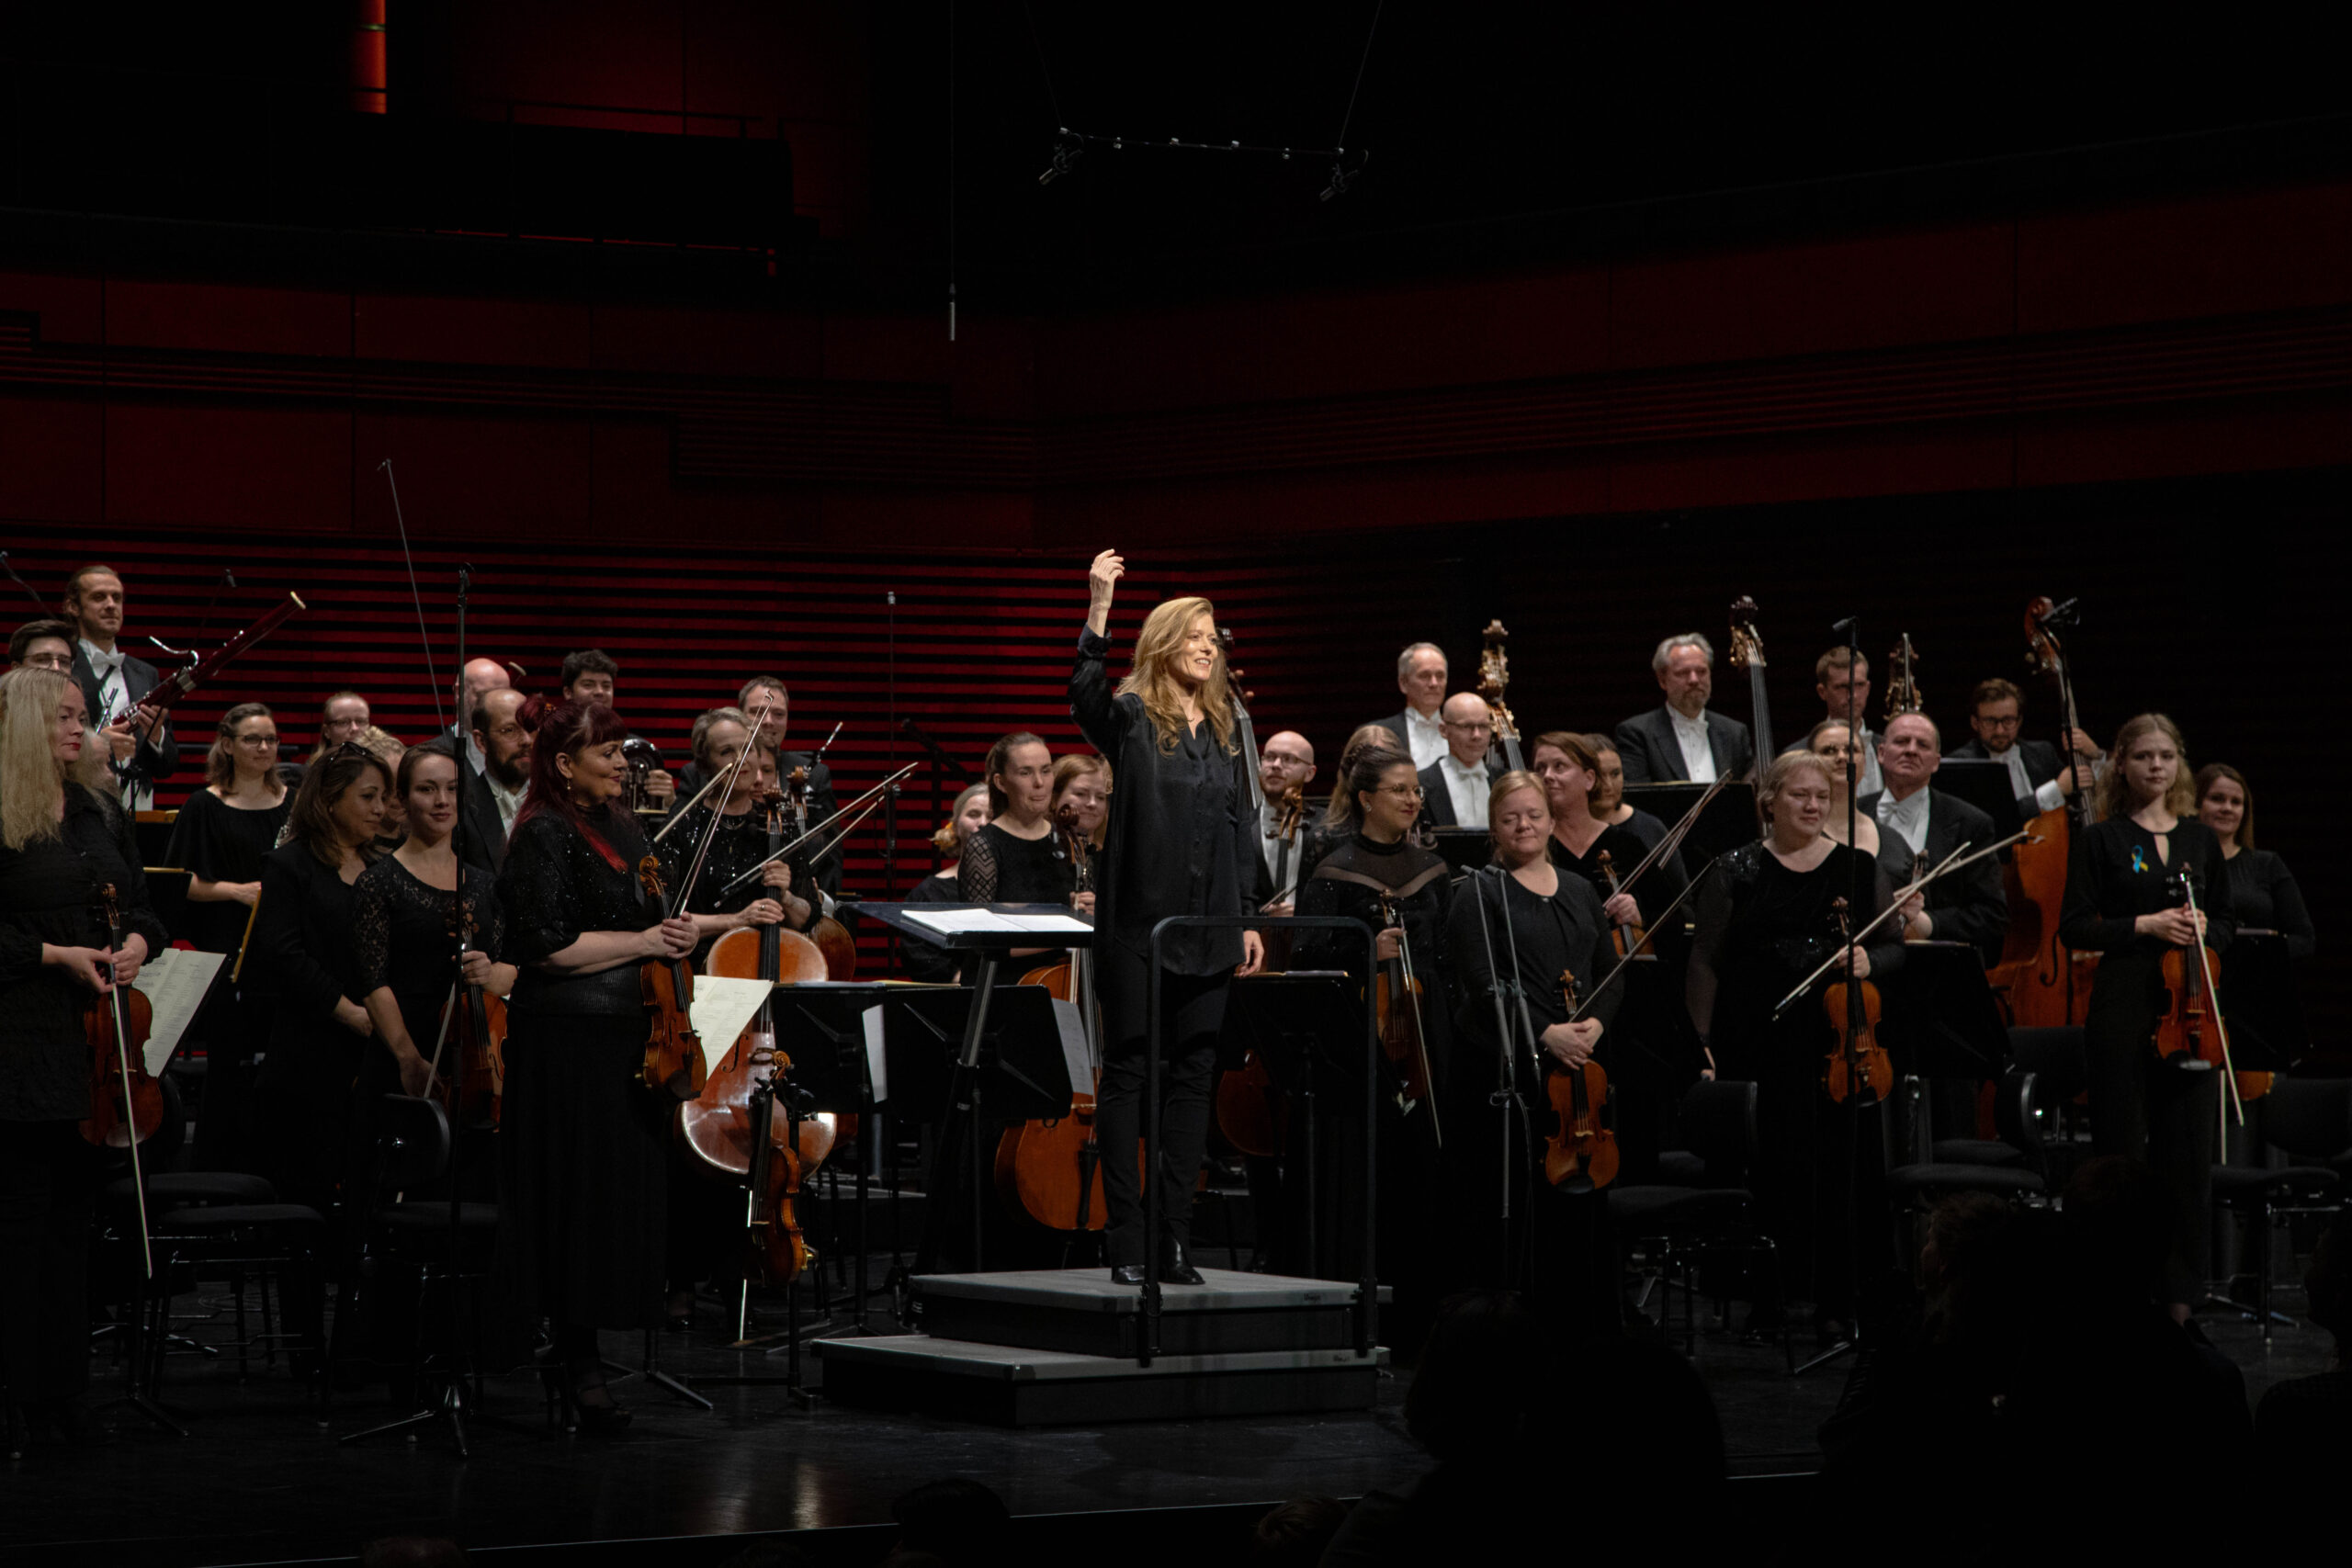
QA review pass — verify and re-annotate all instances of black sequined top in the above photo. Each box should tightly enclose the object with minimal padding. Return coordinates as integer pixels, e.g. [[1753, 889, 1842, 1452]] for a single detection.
[[659, 803, 809, 961], [495, 803, 655, 1017], [0, 786, 169, 1122], [354, 854, 508, 1045]]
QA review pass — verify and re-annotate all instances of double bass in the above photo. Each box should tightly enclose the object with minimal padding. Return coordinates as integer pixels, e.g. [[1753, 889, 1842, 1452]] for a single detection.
[[995, 806, 1114, 1234], [1477, 620, 1527, 772], [1986, 597, 2098, 1028], [1820, 897, 1894, 1105], [1542, 967, 1618, 1190], [1884, 634, 1924, 718]]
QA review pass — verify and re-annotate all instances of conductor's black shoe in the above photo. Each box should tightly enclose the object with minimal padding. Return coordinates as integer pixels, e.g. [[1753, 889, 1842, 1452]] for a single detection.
[[1110, 1264, 1150, 1286], [1159, 1244, 1204, 1287]]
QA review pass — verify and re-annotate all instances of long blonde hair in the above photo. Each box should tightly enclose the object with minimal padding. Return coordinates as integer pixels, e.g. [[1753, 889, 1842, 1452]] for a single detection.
[[2098, 713, 2196, 821], [0, 667, 73, 851], [1116, 596, 1238, 755]]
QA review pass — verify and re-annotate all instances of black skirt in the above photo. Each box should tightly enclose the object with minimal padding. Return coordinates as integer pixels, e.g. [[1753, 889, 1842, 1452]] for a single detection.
[[492, 1010, 668, 1330]]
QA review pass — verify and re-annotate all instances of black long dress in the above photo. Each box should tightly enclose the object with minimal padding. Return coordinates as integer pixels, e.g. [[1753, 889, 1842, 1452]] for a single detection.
[[2218, 846, 2314, 1077], [164, 786, 290, 1173], [1686, 840, 1904, 1323], [351, 854, 507, 1103], [0, 784, 169, 1412], [251, 840, 373, 1221], [1069, 626, 1260, 1269], [1291, 832, 1453, 1334], [1444, 864, 1623, 1331], [493, 804, 668, 1331], [1551, 824, 1702, 1182], [2058, 815, 2235, 1305]]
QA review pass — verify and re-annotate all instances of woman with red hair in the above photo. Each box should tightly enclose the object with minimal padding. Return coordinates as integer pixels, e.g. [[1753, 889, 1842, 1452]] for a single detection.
[[492, 698, 696, 1432]]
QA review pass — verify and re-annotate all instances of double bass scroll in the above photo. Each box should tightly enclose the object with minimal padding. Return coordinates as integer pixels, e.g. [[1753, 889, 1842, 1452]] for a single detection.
[[1478, 620, 1527, 773]]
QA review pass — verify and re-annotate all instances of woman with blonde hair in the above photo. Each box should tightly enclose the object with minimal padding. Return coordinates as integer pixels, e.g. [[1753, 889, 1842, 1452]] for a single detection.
[[903, 783, 991, 984], [0, 667, 167, 1450], [1072, 550, 1264, 1286], [2060, 713, 2235, 1316]]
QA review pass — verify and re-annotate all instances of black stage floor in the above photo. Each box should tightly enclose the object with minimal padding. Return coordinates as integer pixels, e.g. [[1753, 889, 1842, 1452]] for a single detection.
[[2, 1263, 2329, 1566]]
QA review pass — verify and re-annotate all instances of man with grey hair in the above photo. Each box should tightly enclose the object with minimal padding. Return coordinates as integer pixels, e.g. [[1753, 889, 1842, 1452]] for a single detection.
[[1613, 631, 1754, 784], [1374, 641, 1450, 769], [1856, 711, 2008, 963]]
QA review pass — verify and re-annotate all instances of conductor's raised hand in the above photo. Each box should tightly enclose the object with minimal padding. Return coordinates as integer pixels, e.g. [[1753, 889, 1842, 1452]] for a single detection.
[[1088, 549, 1125, 606]]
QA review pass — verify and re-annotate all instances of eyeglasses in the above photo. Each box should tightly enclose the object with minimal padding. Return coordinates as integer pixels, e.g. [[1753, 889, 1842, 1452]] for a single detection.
[[21, 652, 74, 673], [234, 734, 280, 749], [1378, 783, 1426, 799]]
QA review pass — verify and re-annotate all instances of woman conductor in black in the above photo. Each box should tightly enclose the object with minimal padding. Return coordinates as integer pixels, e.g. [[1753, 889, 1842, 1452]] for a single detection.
[[1071, 550, 1265, 1286]]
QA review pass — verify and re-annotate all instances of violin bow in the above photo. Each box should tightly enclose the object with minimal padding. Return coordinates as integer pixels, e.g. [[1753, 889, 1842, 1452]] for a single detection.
[[718, 762, 922, 894], [668, 700, 775, 917], [1618, 772, 1736, 897], [1769, 836, 1998, 1017], [1567, 852, 1719, 1024], [650, 766, 732, 843], [2177, 872, 2246, 1127]]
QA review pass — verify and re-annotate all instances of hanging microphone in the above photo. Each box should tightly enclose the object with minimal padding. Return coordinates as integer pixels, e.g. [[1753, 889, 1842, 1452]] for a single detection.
[[222, 568, 238, 590]]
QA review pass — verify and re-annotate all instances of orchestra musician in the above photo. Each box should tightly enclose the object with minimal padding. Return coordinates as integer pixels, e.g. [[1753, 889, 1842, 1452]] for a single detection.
[[8, 620, 78, 676], [1255, 731, 1317, 908], [903, 783, 990, 984], [164, 703, 292, 1173], [1788, 648, 1881, 798], [1858, 713, 2009, 964], [310, 690, 371, 763], [561, 651, 673, 810], [456, 657, 512, 759], [2196, 764, 2313, 958], [1071, 550, 1265, 1287], [1686, 750, 1904, 1339], [958, 732, 1078, 941], [1442, 770, 1621, 1330], [1294, 744, 1452, 1335], [0, 666, 167, 1451], [1374, 642, 1451, 769], [61, 564, 180, 808], [358, 728, 408, 850], [1307, 724, 1409, 876], [1581, 733, 1677, 870], [1532, 730, 1695, 1181], [1613, 632, 1754, 785], [657, 716, 805, 953], [1418, 694, 1502, 830], [492, 697, 698, 1431], [249, 743, 390, 1221], [2059, 715, 2235, 1316], [1809, 721, 1883, 856], [353, 741, 515, 1103], [1051, 752, 1112, 916], [1951, 676, 2100, 817], [459, 685, 531, 875]]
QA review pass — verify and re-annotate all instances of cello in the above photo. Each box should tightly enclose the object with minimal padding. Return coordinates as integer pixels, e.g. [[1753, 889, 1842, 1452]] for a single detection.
[[996, 806, 1115, 1234], [1542, 967, 1618, 1191], [1374, 891, 1441, 1142], [1477, 620, 1528, 772], [1986, 597, 2098, 1028], [1819, 897, 1894, 1105]]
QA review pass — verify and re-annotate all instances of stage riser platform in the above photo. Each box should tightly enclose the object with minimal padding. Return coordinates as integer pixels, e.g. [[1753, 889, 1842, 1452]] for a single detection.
[[818, 1342, 1385, 1427], [911, 1295, 1363, 1358]]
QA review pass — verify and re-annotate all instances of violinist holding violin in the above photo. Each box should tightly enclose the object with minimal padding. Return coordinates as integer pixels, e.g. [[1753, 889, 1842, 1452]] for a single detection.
[[1442, 771, 1620, 1332], [1685, 750, 1904, 1342], [492, 698, 698, 1432], [658, 711, 805, 955], [0, 666, 166, 1452], [354, 741, 516, 1103], [2058, 714, 2234, 1317], [1071, 551, 1265, 1288]]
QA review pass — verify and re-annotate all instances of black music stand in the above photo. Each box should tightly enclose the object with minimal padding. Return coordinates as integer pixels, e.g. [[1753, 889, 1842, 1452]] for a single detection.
[[1624, 782, 1758, 861], [2219, 934, 2307, 1072], [1222, 974, 1363, 1280], [1142, 916, 1378, 1369], [848, 903, 1085, 1280], [1426, 829, 1494, 876], [1879, 941, 2011, 1080], [1933, 761, 2027, 839]]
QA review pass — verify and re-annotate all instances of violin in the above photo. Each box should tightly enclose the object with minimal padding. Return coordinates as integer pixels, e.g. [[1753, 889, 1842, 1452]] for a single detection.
[[636, 855, 708, 1101], [785, 765, 858, 980], [744, 1101, 812, 1289], [81, 883, 162, 1151], [1986, 596, 2098, 1029], [425, 893, 506, 1128], [1374, 891, 1439, 1127], [1820, 897, 1894, 1105], [1884, 633, 1924, 717], [998, 806, 1114, 1233], [1477, 620, 1527, 772], [1593, 848, 1653, 964], [1542, 967, 1618, 1191]]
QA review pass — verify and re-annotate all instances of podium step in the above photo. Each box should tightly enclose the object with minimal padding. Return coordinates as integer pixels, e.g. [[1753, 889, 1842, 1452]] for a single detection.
[[909, 1267, 1383, 1358], [815, 1335, 1386, 1426]]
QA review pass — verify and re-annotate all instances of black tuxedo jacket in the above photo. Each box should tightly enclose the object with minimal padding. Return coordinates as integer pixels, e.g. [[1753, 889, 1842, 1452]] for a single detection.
[[71, 645, 180, 789], [457, 759, 512, 876], [1857, 786, 2009, 964], [1417, 754, 1501, 830], [1948, 738, 2063, 809], [1612, 705, 1753, 785]]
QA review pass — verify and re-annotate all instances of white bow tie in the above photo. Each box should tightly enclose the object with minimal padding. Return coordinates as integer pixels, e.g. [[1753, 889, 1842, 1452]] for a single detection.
[[85, 647, 125, 679]]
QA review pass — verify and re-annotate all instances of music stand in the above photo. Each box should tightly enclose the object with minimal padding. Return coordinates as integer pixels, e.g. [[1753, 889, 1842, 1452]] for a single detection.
[[1624, 782, 1758, 860], [2219, 934, 2307, 1072], [1425, 829, 1494, 876], [1879, 942, 2011, 1080], [1223, 974, 1363, 1280], [1932, 761, 2027, 839], [847, 903, 1086, 1279]]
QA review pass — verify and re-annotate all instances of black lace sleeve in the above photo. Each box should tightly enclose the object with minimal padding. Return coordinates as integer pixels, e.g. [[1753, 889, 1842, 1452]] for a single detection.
[[353, 859, 398, 994], [959, 828, 1001, 902], [466, 867, 508, 961]]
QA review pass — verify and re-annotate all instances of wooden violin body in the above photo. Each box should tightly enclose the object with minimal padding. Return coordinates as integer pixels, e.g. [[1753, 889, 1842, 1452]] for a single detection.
[[1543, 969, 1617, 1190], [636, 854, 707, 1101], [1820, 898, 1893, 1105], [2149, 942, 2215, 1067], [1374, 892, 1436, 1111], [82, 982, 160, 1149], [1595, 849, 1653, 964]]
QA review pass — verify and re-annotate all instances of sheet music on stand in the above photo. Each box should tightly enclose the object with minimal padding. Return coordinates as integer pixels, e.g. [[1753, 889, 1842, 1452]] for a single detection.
[[130, 948, 227, 1076]]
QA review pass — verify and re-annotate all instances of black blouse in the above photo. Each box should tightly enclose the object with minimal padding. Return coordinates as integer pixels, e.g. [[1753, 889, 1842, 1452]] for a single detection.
[[1069, 627, 1260, 976], [659, 804, 804, 961], [1685, 840, 1905, 1058], [1552, 823, 1689, 932], [1295, 833, 1453, 978], [957, 821, 1076, 905], [495, 804, 655, 1017], [251, 840, 370, 1054], [2218, 849, 2312, 959], [0, 786, 170, 1122], [1444, 866, 1622, 1089], [2057, 817, 2235, 962], [165, 786, 291, 953], [354, 855, 508, 1045]]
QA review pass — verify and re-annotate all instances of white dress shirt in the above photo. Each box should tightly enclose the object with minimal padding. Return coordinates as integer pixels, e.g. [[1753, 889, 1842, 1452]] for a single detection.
[[1996, 746, 2067, 815], [1669, 707, 1717, 784], [486, 771, 525, 836], [79, 637, 153, 810], [1439, 753, 1490, 829], [1401, 707, 1447, 770], [1876, 786, 1931, 858]]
